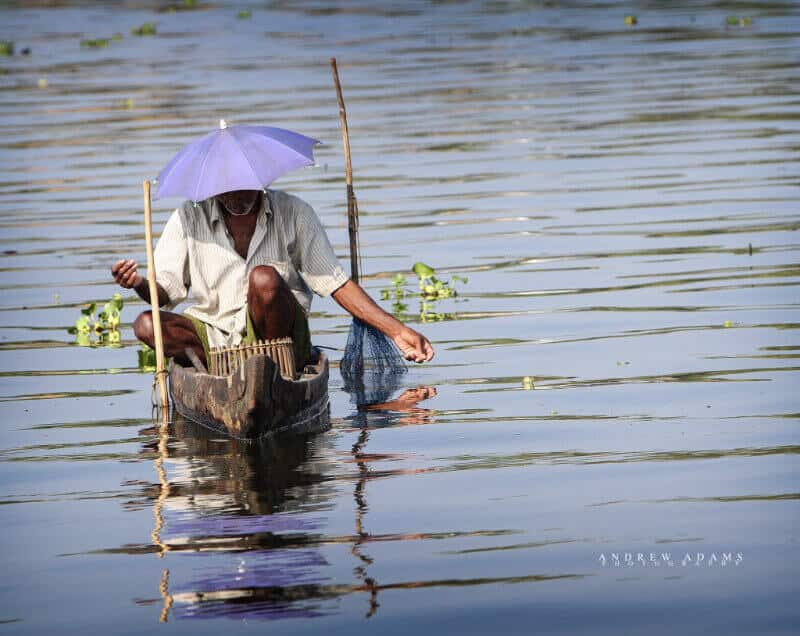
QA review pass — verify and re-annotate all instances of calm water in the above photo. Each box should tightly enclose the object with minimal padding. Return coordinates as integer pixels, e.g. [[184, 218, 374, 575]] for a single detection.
[[1, 1, 799, 633]]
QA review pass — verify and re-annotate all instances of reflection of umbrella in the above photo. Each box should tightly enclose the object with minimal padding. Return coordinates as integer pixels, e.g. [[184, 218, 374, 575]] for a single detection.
[[155, 120, 320, 202]]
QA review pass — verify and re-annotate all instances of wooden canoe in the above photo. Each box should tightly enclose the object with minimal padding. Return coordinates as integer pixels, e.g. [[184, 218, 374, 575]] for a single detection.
[[168, 347, 330, 440]]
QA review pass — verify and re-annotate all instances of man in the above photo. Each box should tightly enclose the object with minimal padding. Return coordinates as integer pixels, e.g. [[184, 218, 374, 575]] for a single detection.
[[111, 188, 434, 370]]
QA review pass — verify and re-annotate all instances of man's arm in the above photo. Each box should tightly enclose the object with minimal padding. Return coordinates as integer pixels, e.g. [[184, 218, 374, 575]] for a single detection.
[[111, 208, 188, 308], [111, 259, 170, 307], [332, 280, 434, 363]]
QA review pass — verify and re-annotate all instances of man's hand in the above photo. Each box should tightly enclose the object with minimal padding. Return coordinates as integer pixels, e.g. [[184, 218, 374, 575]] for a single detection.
[[393, 326, 435, 363], [112, 259, 143, 289]]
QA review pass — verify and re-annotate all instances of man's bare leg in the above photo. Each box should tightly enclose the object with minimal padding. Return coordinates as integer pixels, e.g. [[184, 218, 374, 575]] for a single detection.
[[247, 265, 297, 341], [133, 310, 205, 367]]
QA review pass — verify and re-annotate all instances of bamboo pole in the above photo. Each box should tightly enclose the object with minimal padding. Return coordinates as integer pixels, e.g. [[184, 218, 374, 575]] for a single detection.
[[330, 57, 361, 284], [143, 180, 169, 409]]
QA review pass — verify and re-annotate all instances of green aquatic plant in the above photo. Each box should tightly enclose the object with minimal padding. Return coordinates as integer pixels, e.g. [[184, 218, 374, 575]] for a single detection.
[[69, 293, 123, 347], [413, 261, 467, 300], [624, 15, 637, 26], [0, 41, 14, 56], [379, 262, 466, 322], [131, 22, 157, 36], [419, 299, 453, 323], [138, 344, 157, 371], [237, 9, 252, 19], [380, 274, 409, 301], [726, 15, 752, 27], [161, 0, 199, 11], [380, 273, 410, 317], [81, 38, 110, 48]]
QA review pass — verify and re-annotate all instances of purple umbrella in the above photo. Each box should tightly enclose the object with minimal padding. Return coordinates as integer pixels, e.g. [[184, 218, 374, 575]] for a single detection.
[[155, 120, 321, 202]]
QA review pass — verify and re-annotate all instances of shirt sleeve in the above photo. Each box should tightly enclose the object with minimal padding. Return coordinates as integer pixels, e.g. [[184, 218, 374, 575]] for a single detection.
[[293, 200, 350, 297], [153, 208, 189, 308]]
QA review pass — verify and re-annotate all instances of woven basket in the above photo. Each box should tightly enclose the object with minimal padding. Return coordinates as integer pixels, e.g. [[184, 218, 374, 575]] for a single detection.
[[208, 337, 295, 379]]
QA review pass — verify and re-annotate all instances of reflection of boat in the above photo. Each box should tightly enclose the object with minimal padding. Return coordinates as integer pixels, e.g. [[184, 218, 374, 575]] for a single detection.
[[168, 345, 330, 440], [137, 387, 446, 622], [167, 412, 333, 517]]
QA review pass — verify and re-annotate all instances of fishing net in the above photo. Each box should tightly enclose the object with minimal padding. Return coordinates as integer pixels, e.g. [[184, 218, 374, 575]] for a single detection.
[[340, 318, 406, 407]]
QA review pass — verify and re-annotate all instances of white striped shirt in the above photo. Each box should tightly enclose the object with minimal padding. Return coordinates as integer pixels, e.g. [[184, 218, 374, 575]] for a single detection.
[[154, 189, 349, 347]]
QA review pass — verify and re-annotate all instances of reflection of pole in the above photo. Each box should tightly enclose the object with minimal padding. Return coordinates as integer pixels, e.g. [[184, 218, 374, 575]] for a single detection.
[[351, 428, 379, 617], [150, 414, 171, 558], [159, 568, 173, 623], [150, 412, 172, 621]]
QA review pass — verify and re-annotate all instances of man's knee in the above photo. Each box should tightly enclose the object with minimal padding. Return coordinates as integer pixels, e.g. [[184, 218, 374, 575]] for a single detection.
[[133, 311, 154, 343], [249, 265, 283, 300]]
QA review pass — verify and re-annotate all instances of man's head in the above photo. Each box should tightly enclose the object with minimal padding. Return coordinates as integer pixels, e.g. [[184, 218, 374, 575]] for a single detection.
[[217, 189, 261, 216]]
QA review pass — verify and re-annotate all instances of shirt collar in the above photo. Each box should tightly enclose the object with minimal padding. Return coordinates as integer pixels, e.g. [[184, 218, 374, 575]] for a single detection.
[[209, 190, 273, 226]]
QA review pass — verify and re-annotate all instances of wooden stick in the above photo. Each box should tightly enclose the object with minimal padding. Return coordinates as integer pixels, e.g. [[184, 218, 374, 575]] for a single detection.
[[330, 57, 361, 284], [143, 180, 169, 408]]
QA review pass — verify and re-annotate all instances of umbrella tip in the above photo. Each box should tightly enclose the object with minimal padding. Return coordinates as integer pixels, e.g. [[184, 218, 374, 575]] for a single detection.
[[219, 118, 227, 130]]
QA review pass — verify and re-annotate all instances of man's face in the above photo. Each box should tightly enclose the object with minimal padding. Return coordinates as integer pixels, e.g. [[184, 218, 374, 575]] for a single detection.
[[217, 189, 260, 215]]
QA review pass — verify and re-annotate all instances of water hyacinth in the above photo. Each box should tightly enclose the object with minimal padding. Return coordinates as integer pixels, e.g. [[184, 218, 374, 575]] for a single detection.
[[69, 293, 124, 346], [131, 22, 156, 36], [81, 38, 110, 49], [727, 15, 753, 27], [379, 262, 466, 321]]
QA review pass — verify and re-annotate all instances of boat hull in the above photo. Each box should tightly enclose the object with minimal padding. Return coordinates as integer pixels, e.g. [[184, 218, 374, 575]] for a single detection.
[[169, 348, 330, 439]]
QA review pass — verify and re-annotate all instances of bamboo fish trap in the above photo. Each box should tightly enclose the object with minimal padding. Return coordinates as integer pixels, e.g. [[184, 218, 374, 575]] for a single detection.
[[208, 337, 296, 379]]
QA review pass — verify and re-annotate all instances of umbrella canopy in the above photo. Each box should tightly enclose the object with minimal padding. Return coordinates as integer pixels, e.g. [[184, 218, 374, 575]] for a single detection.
[[155, 120, 320, 202]]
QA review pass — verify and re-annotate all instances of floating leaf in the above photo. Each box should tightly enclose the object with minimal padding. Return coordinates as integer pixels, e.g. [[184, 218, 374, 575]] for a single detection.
[[80, 302, 96, 316], [412, 262, 435, 278], [131, 22, 157, 36], [237, 9, 251, 19], [81, 38, 110, 48], [138, 345, 157, 371], [76, 332, 91, 347], [726, 15, 752, 27], [106, 309, 121, 329], [624, 15, 637, 26], [75, 316, 91, 333], [106, 330, 121, 346], [0, 41, 14, 56]]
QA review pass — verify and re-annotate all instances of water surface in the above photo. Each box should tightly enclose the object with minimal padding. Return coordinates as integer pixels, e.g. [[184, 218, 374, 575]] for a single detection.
[[0, 1, 798, 634]]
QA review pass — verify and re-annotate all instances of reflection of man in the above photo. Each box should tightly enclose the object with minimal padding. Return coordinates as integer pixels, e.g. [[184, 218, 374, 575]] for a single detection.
[[111, 189, 434, 369]]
